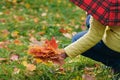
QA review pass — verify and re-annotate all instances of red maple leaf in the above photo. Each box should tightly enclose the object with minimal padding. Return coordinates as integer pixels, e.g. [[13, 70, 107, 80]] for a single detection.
[[45, 37, 58, 49]]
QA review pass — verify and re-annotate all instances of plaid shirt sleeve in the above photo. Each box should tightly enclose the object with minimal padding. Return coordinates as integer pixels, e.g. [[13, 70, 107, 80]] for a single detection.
[[69, 0, 120, 26]]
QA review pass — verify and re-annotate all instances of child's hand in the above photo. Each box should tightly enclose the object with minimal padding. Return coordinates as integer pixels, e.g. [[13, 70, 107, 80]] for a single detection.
[[52, 49, 68, 66]]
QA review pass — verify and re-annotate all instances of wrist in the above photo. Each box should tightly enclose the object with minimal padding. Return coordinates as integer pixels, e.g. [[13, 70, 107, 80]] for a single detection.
[[61, 52, 68, 59]]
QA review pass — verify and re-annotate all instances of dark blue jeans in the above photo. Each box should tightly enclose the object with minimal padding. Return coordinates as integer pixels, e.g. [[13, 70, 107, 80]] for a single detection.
[[72, 31, 120, 71]]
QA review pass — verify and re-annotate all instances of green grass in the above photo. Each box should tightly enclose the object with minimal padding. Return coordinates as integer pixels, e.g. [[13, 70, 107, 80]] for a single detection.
[[0, 0, 113, 80]]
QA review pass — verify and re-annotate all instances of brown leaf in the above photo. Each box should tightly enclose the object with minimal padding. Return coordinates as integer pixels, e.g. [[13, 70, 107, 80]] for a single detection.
[[33, 18, 39, 23], [0, 18, 6, 23], [13, 15, 25, 21], [0, 58, 7, 61], [37, 31, 45, 35], [0, 41, 10, 49], [13, 39, 22, 45], [59, 28, 68, 33]]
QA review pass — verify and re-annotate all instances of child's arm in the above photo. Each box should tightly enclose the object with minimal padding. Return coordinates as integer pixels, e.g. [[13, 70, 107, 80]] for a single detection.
[[64, 17, 106, 57]]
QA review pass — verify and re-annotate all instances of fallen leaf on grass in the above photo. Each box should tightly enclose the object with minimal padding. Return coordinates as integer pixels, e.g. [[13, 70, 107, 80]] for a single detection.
[[0, 12, 3, 15], [13, 67, 20, 74], [10, 54, 19, 61], [82, 74, 96, 80], [59, 28, 68, 33], [11, 31, 19, 38], [13, 15, 25, 22], [82, 67, 96, 80], [63, 33, 72, 39], [25, 3, 31, 8], [41, 12, 47, 17], [13, 39, 22, 45], [22, 61, 36, 71], [0, 41, 10, 49], [33, 17, 39, 23], [0, 18, 6, 23], [0, 58, 7, 61], [1, 29, 10, 38]]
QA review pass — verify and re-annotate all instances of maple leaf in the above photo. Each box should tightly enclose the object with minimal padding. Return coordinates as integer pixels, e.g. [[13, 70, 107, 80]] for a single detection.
[[45, 37, 58, 49], [59, 28, 68, 33], [28, 37, 63, 65]]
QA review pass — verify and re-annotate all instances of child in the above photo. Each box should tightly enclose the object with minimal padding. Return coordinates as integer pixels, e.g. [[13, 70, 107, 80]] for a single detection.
[[58, 0, 120, 78]]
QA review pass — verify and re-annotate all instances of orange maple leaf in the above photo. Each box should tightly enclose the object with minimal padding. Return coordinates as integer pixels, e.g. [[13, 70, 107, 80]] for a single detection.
[[28, 37, 60, 63], [45, 37, 58, 49]]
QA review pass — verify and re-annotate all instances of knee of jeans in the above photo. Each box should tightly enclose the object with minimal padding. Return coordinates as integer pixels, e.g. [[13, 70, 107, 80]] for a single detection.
[[72, 31, 88, 42]]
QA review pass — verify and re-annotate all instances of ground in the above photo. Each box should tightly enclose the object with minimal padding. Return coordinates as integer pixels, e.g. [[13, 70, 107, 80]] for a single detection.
[[0, 0, 113, 80]]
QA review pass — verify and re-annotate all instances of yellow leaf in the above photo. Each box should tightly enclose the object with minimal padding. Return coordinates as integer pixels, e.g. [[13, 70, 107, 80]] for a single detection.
[[25, 3, 30, 8], [11, 31, 19, 38], [12, 0, 17, 4], [22, 61, 36, 71], [35, 58, 42, 63], [22, 61, 28, 66]]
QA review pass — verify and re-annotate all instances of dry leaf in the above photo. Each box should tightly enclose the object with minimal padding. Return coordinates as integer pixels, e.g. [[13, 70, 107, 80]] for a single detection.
[[37, 31, 45, 35], [33, 18, 39, 23], [41, 12, 47, 17], [28, 37, 63, 64], [82, 67, 96, 80], [82, 74, 96, 80], [13, 15, 25, 21], [25, 3, 30, 8], [10, 54, 19, 61], [59, 28, 68, 33], [13, 67, 20, 74], [0, 12, 3, 15], [63, 33, 72, 39], [14, 39, 22, 45], [26, 64, 36, 71], [0, 18, 6, 23], [0, 41, 10, 49], [0, 58, 7, 61], [12, 0, 17, 4], [11, 31, 19, 38], [1, 29, 10, 38], [22, 61, 36, 71]]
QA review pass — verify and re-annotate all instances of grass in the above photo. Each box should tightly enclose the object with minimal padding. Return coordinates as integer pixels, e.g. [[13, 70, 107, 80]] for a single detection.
[[0, 0, 113, 80]]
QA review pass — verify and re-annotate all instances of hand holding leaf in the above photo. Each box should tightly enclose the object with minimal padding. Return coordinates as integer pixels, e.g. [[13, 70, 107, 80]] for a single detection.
[[28, 37, 67, 66]]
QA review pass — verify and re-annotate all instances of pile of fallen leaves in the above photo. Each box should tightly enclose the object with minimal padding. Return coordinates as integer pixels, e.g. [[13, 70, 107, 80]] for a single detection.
[[28, 37, 62, 64]]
